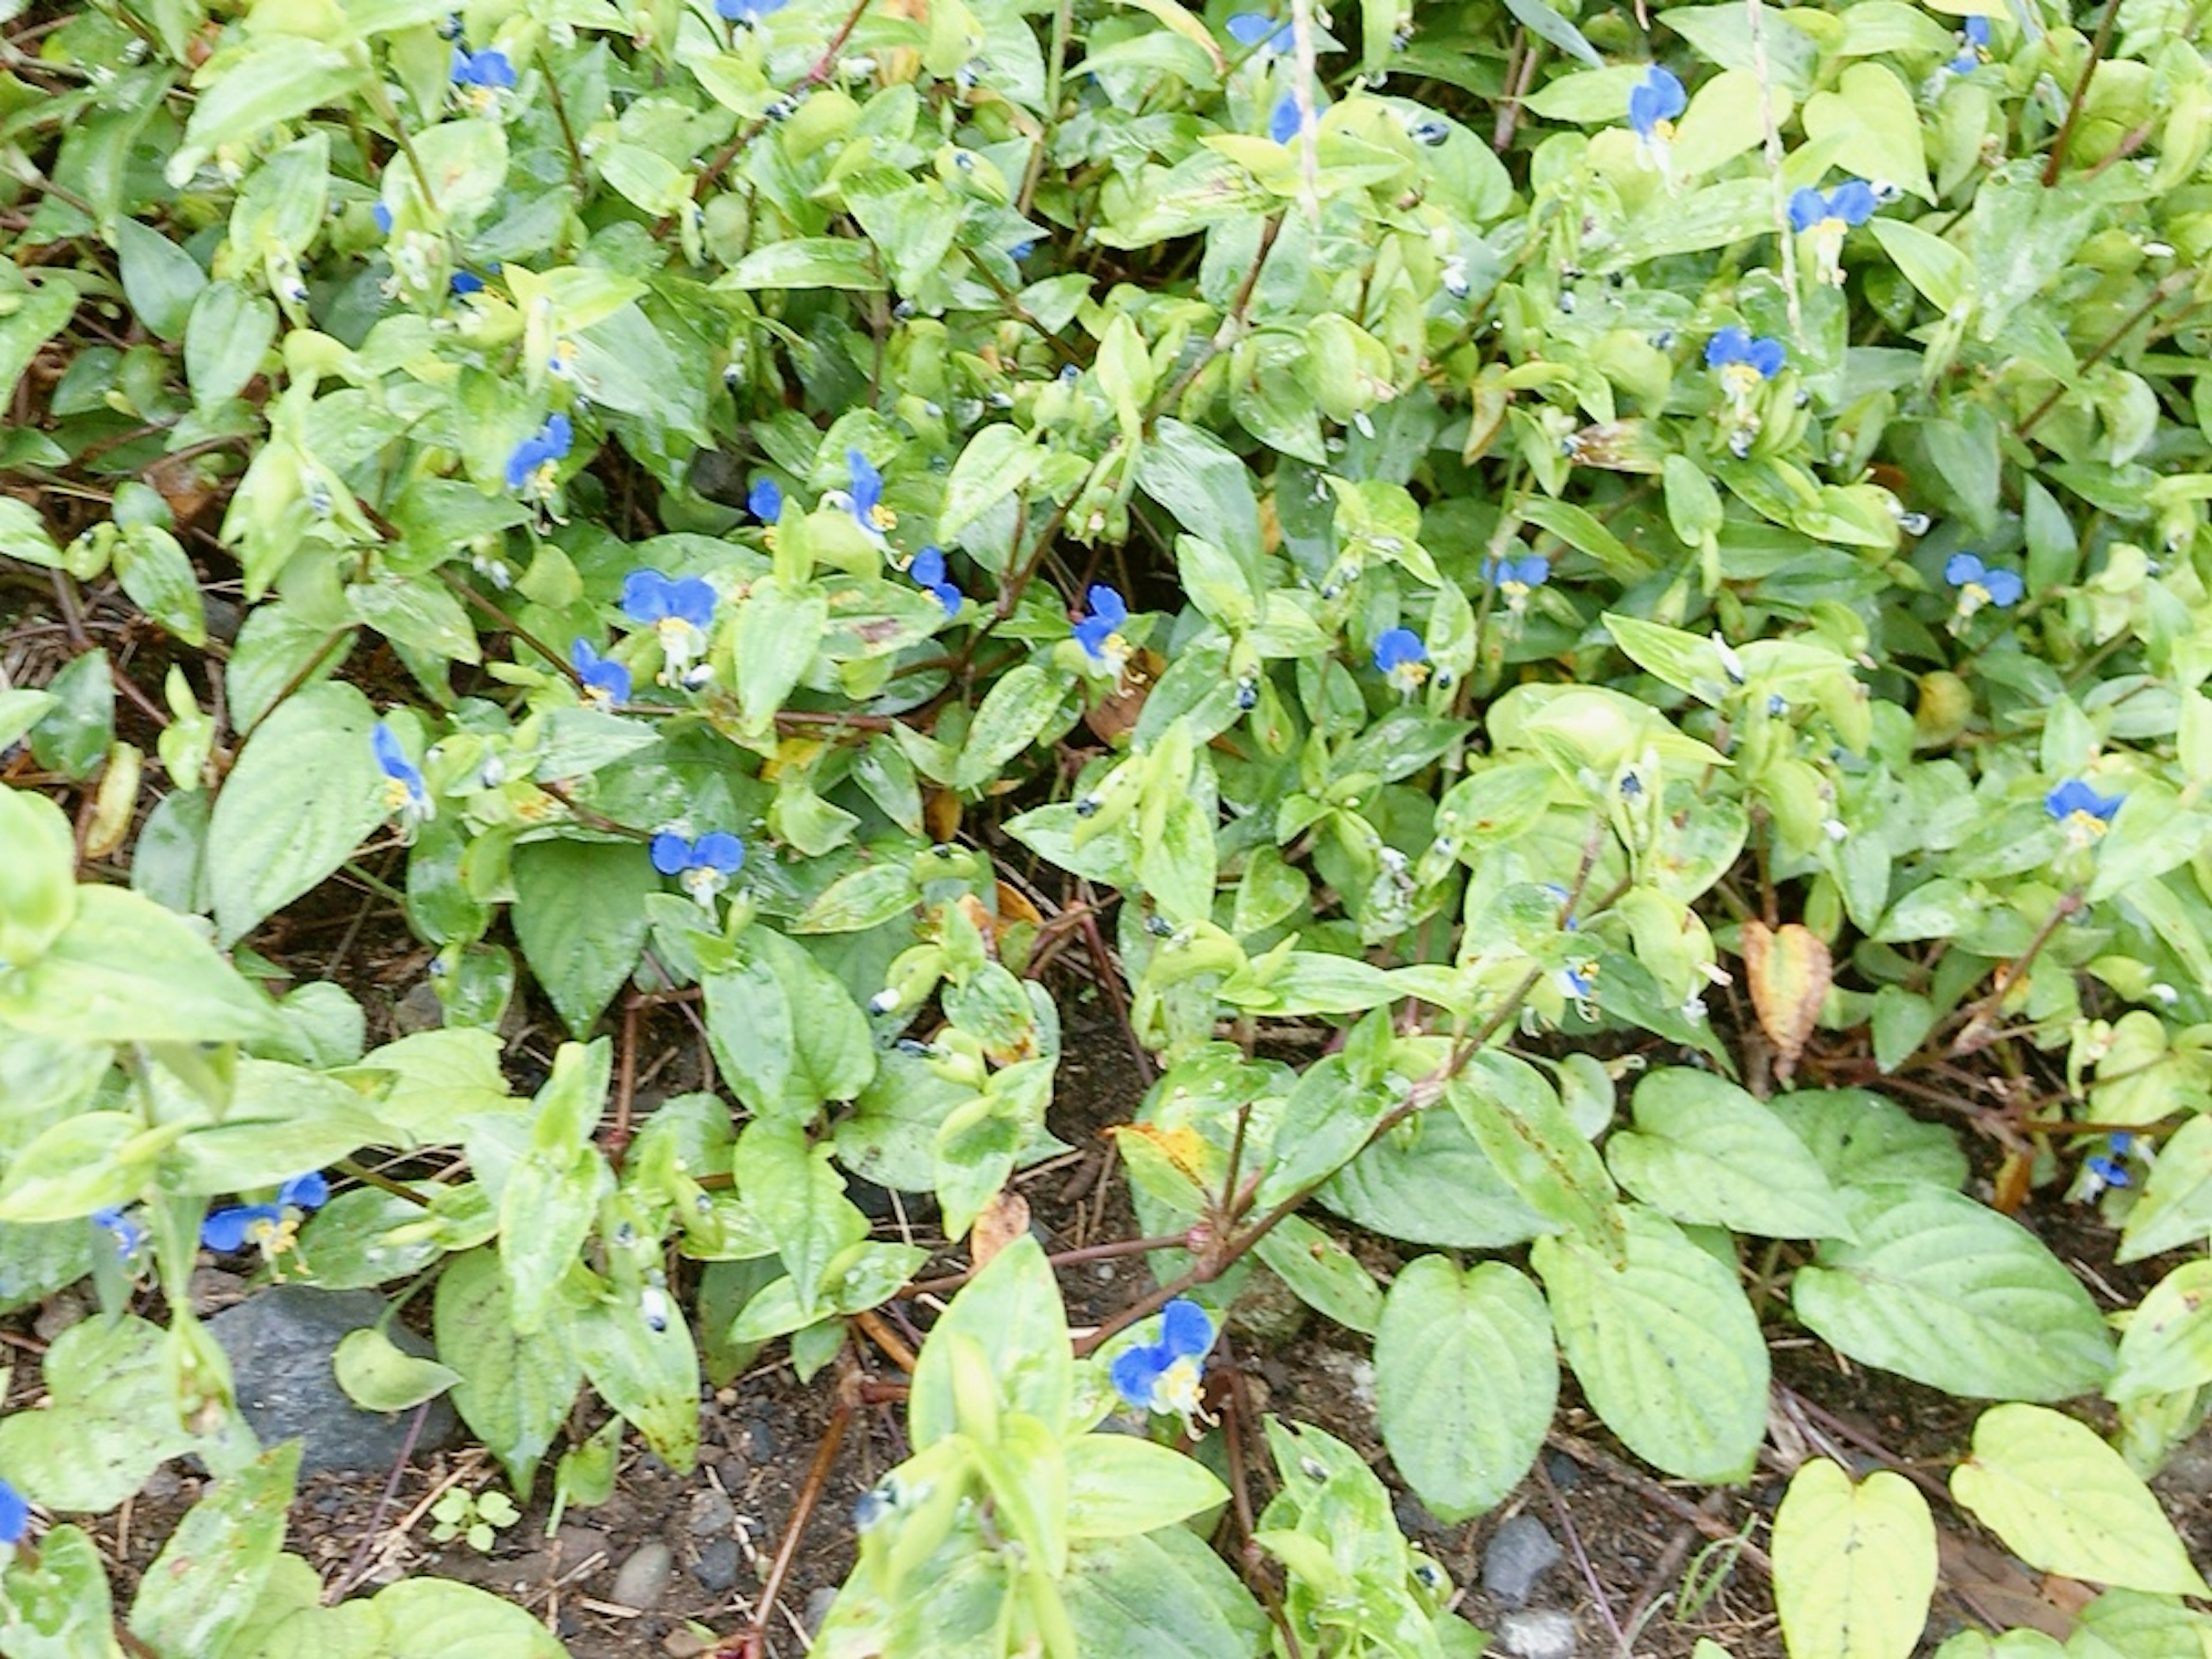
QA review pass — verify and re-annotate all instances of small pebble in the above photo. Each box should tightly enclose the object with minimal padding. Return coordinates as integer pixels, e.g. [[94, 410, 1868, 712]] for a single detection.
[[692, 1536, 741, 1593], [803, 1585, 838, 1635], [688, 1487, 736, 1536], [1499, 1607, 1578, 1659], [611, 1540, 675, 1611], [1482, 1513, 1562, 1607], [1543, 1452, 1580, 1491]]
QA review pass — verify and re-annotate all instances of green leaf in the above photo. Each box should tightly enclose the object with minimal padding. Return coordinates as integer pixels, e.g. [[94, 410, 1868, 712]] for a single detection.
[[185, 281, 277, 412], [1254, 1213, 1383, 1335], [499, 1147, 610, 1335], [721, 238, 885, 290], [113, 218, 207, 342], [1319, 1104, 1551, 1248], [0, 1316, 219, 1511], [908, 1235, 1072, 1450], [1950, 1405, 2211, 1598], [1063, 1528, 1270, 1659], [941, 425, 1042, 546], [1604, 1067, 1854, 1240], [0, 497, 65, 569], [1768, 1089, 1968, 1193], [0, 885, 275, 1045], [1063, 1435, 1229, 1539], [1772, 1459, 1937, 1659], [207, 680, 390, 945], [1669, 69, 1785, 175], [1374, 1256, 1555, 1522], [29, 650, 114, 782], [0, 786, 77, 969], [365, 1578, 572, 1658], [165, 1058, 402, 1191], [734, 1118, 866, 1312], [2120, 1113, 2212, 1262], [1136, 418, 1266, 574], [1532, 1205, 1769, 1482], [1449, 1051, 1623, 1260], [570, 1291, 700, 1472], [793, 862, 922, 934], [169, 38, 371, 185], [702, 927, 874, 1120], [2109, 1260, 2212, 1400], [128, 1443, 299, 1659], [1501, 0, 1603, 66], [1791, 1184, 2115, 1402], [0, 1524, 118, 1656], [953, 662, 1067, 790], [116, 524, 210, 647], [433, 1247, 581, 1495], [334, 1327, 462, 1412], [1869, 219, 1973, 315], [732, 578, 827, 737], [1801, 62, 1934, 202], [0, 281, 77, 409], [510, 839, 656, 1036]]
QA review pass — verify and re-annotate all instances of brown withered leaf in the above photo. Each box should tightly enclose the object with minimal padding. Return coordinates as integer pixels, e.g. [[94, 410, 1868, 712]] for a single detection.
[[1083, 645, 1162, 745], [1741, 919, 1832, 1085], [923, 786, 961, 843], [969, 1190, 1031, 1271]]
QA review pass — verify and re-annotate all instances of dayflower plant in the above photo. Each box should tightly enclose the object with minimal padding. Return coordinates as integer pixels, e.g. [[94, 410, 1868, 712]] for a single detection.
[[1628, 65, 1686, 170], [505, 412, 572, 502], [1374, 627, 1430, 696], [570, 639, 632, 706], [202, 1172, 331, 1266], [1111, 1298, 1216, 1426], [2046, 778, 2123, 849], [449, 46, 515, 117], [1949, 14, 1991, 73], [651, 831, 745, 908], [1482, 554, 1549, 611], [373, 721, 432, 835], [830, 449, 895, 544], [910, 547, 963, 618], [1787, 180, 1876, 285], [1074, 585, 1132, 679], [1705, 327, 1786, 444], [1944, 553, 2024, 627], [620, 570, 718, 685]]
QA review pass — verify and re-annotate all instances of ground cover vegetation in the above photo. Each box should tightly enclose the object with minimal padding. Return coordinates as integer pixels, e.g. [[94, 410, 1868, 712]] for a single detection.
[[2, 0, 2212, 1650]]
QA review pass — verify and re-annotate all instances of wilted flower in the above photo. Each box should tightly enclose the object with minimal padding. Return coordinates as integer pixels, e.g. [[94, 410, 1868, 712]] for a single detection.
[[1628, 65, 1686, 169], [91, 1206, 147, 1261], [1074, 585, 1132, 677], [505, 412, 573, 501], [622, 569, 718, 684], [1944, 552, 2023, 623], [450, 46, 516, 116], [1705, 326, 1786, 416], [1373, 627, 1430, 695], [1226, 11, 1295, 52], [1110, 1298, 1215, 1423], [651, 831, 745, 908], [2046, 778, 2123, 845], [570, 639, 631, 706], [911, 546, 963, 618], [1949, 14, 1991, 73], [373, 721, 433, 830], [1482, 554, 1549, 610], [1788, 181, 1876, 285], [203, 1172, 330, 1262]]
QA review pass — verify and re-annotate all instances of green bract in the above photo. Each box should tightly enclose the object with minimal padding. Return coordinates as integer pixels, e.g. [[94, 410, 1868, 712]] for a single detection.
[[6, 0, 2212, 1648]]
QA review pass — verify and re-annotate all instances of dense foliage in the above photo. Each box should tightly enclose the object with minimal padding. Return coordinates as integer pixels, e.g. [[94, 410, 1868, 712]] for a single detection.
[[4, 0, 2212, 1650]]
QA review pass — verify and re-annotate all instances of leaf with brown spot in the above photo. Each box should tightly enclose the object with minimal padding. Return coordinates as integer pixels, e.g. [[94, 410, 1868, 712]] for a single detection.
[[969, 1190, 1031, 1270], [1742, 919, 1831, 1084]]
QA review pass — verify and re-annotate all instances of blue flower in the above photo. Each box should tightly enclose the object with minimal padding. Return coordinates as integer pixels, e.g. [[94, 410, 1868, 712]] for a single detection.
[[1789, 181, 1876, 285], [1227, 11, 1295, 52], [911, 546, 963, 618], [1949, 13, 1991, 71], [1706, 326, 1786, 413], [839, 448, 896, 542], [1482, 555, 1549, 609], [373, 720, 431, 824], [0, 1479, 25, 1547], [505, 412, 573, 499], [2085, 1130, 2134, 1191], [1628, 65, 1686, 146], [1009, 238, 1036, 260], [203, 1172, 329, 1258], [1944, 552, 2024, 615], [1559, 962, 1597, 1001], [570, 638, 632, 706], [2047, 778, 2123, 840], [1787, 181, 1876, 233], [450, 270, 485, 296], [718, 0, 786, 21], [91, 1206, 147, 1260], [651, 831, 745, 907], [1270, 89, 1328, 144], [1110, 1298, 1215, 1420], [372, 202, 393, 235], [1074, 585, 1131, 675], [450, 45, 514, 115], [622, 569, 718, 684], [749, 476, 783, 522], [1373, 627, 1430, 695]]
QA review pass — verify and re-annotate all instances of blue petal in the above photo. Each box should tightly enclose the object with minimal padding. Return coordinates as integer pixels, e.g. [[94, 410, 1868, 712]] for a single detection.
[[1109, 1344, 1166, 1410], [451, 270, 484, 296], [1160, 1297, 1214, 1359], [749, 476, 783, 521], [929, 581, 963, 618], [1270, 92, 1303, 145], [651, 832, 693, 875], [1830, 179, 1876, 225], [1516, 556, 1551, 587], [1704, 326, 1751, 368], [1745, 336, 1787, 378], [912, 546, 946, 587], [692, 831, 745, 873], [1964, 14, 1991, 44], [504, 437, 544, 492], [1085, 585, 1127, 628], [1074, 616, 1114, 660], [543, 412, 573, 459], [622, 569, 675, 622], [1373, 627, 1426, 673], [1787, 187, 1825, 233], [0, 1479, 26, 1547], [372, 721, 413, 783], [1944, 552, 1987, 586], [202, 1205, 279, 1252], [847, 448, 883, 517], [282, 1171, 331, 1209], [372, 202, 393, 234], [1982, 568, 2024, 607], [665, 577, 718, 628]]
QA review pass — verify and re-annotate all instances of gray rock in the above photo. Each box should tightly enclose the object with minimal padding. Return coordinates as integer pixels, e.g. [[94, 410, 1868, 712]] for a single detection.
[[1499, 1608, 1577, 1659], [688, 1486, 736, 1536], [204, 1285, 456, 1475], [692, 1536, 741, 1593], [1482, 1513, 1562, 1607], [611, 1539, 675, 1610], [802, 1586, 838, 1635]]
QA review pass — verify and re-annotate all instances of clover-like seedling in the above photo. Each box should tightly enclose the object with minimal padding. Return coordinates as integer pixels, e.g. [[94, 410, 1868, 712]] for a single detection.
[[430, 1487, 522, 1553]]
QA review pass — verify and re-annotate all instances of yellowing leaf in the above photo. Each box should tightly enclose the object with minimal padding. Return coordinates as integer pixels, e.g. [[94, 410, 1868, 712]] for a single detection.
[[1742, 919, 1832, 1084], [1773, 1459, 1936, 1659]]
